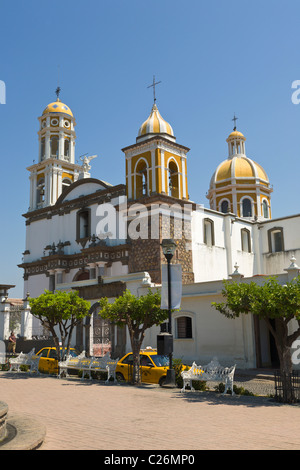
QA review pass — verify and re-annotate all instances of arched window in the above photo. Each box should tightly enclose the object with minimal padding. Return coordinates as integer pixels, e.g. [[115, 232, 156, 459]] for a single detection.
[[262, 200, 269, 218], [242, 198, 252, 217], [204, 218, 214, 246], [50, 135, 59, 158], [37, 178, 45, 204], [176, 316, 192, 339], [268, 228, 284, 253], [135, 159, 148, 199], [168, 160, 179, 198], [77, 209, 91, 239], [221, 200, 229, 214], [64, 138, 70, 159], [241, 228, 251, 252]]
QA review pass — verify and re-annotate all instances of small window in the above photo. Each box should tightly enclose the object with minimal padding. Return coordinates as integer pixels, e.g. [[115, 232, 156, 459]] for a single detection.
[[204, 218, 214, 246], [50, 135, 59, 157], [268, 228, 284, 253], [262, 200, 269, 218], [241, 228, 251, 252], [242, 198, 252, 217], [221, 200, 229, 214], [64, 138, 70, 159], [77, 209, 91, 239], [177, 316, 192, 339]]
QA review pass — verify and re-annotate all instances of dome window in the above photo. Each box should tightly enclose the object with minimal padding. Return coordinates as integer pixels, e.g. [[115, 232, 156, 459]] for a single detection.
[[220, 200, 229, 214], [242, 198, 252, 217], [262, 200, 269, 218]]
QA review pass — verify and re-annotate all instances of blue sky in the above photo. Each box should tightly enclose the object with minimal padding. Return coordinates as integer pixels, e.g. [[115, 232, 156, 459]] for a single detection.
[[1, 0, 300, 297]]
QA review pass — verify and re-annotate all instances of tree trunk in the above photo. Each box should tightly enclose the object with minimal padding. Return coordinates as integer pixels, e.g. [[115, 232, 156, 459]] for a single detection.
[[271, 318, 296, 403], [131, 335, 141, 384]]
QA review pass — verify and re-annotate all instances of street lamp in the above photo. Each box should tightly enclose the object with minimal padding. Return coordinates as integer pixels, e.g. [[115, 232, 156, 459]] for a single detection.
[[161, 238, 177, 387]]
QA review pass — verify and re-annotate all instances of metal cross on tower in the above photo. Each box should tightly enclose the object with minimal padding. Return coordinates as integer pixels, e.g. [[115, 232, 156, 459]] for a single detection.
[[147, 75, 161, 103], [232, 113, 238, 130]]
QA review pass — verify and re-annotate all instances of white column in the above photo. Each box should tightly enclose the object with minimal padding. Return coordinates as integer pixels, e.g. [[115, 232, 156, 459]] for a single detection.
[[0, 297, 10, 341], [57, 167, 63, 199], [21, 294, 33, 340], [45, 131, 51, 159], [52, 167, 58, 205], [70, 137, 75, 164], [58, 130, 64, 160], [181, 156, 187, 198]]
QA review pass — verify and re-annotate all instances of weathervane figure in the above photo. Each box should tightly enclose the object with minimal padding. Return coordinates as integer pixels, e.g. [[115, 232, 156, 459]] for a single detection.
[[147, 75, 161, 104], [232, 113, 238, 130]]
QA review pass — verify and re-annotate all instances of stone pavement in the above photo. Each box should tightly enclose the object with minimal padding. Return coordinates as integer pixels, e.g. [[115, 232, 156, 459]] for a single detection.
[[0, 371, 299, 450]]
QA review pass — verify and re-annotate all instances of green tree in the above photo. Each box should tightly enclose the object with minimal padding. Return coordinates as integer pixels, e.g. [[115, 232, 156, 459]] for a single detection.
[[212, 277, 300, 402], [98, 289, 169, 384], [29, 290, 91, 361]]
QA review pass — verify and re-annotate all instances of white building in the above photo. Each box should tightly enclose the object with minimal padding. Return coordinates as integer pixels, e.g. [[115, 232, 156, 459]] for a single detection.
[[17, 92, 300, 368]]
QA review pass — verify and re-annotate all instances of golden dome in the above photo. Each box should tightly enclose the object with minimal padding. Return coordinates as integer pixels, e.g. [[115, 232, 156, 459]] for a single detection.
[[42, 99, 73, 117], [137, 103, 174, 141], [226, 130, 246, 141], [211, 155, 269, 185]]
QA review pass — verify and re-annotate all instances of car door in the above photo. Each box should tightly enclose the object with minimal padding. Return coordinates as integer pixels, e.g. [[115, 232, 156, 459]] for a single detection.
[[140, 354, 156, 384], [117, 353, 133, 381], [37, 348, 50, 373], [47, 348, 59, 375]]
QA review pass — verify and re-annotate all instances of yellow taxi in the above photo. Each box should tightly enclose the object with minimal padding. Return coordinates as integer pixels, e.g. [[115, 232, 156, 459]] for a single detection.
[[115, 348, 171, 386], [35, 347, 78, 375]]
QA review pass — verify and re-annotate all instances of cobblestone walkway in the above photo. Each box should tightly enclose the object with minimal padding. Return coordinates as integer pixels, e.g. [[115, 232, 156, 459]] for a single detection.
[[0, 372, 299, 450]]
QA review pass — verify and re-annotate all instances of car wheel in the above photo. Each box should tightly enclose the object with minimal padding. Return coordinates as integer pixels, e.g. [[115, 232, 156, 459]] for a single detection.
[[159, 376, 167, 387], [116, 372, 125, 382]]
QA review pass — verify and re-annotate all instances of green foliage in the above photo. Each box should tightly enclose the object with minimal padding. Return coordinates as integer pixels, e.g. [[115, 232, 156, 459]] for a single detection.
[[29, 290, 90, 324], [98, 289, 169, 384], [212, 276, 300, 398], [212, 277, 300, 322], [98, 289, 169, 330], [29, 290, 91, 361]]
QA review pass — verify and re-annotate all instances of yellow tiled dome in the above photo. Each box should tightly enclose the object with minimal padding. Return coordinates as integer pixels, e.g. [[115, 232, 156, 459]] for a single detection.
[[42, 99, 73, 117], [212, 156, 269, 183], [137, 103, 174, 140]]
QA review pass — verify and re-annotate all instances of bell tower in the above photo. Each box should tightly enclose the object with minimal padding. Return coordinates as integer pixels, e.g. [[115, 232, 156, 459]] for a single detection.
[[27, 89, 82, 210], [122, 78, 189, 202]]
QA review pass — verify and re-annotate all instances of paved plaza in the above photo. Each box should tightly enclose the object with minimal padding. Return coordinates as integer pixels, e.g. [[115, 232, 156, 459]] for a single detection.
[[0, 371, 299, 451]]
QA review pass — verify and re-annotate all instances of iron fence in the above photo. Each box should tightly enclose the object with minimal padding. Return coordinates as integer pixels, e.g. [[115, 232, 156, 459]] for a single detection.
[[274, 370, 300, 403]]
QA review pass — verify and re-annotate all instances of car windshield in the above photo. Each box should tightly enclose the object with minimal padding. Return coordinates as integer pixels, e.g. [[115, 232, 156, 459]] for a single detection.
[[151, 355, 169, 367]]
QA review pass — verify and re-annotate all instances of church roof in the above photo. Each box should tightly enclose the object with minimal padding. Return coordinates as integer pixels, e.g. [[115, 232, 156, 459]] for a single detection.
[[42, 99, 73, 117]]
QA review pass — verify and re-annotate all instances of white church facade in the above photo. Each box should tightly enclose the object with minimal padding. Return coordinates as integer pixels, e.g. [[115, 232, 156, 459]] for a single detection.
[[16, 91, 300, 369]]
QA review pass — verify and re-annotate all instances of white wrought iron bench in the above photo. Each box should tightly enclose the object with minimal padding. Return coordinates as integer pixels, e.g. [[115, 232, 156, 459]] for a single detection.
[[58, 351, 119, 383], [181, 357, 236, 395], [9, 348, 40, 374]]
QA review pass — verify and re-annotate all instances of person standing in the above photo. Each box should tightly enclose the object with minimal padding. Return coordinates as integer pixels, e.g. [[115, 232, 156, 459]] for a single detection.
[[8, 331, 17, 354]]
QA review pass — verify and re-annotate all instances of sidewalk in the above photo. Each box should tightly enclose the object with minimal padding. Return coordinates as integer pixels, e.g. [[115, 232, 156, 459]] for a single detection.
[[0, 371, 299, 450]]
